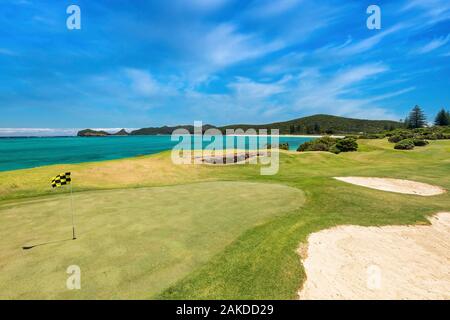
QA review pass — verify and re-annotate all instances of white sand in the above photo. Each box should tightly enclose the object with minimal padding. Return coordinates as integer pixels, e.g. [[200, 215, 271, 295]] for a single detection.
[[298, 212, 450, 300], [335, 177, 446, 196]]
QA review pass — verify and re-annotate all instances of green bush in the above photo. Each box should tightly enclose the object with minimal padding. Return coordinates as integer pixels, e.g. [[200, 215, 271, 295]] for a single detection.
[[412, 139, 429, 146], [358, 133, 385, 139], [297, 136, 337, 152], [279, 143, 289, 150], [388, 135, 405, 143], [297, 136, 358, 153], [266, 143, 289, 150], [335, 138, 358, 152], [329, 144, 341, 154], [394, 139, 415, 150]]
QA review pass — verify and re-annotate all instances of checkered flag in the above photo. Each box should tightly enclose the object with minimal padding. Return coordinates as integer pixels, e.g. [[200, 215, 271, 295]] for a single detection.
[[51, 172, 71, 188]]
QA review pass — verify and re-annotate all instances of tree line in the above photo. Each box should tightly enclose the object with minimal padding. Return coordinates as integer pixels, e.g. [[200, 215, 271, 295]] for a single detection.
[[403, 105, 450, 129]]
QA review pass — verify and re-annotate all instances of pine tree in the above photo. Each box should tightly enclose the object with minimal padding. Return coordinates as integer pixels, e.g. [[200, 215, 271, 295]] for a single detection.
[[434, 108, 450, 126], [408, 105, 427, 128]]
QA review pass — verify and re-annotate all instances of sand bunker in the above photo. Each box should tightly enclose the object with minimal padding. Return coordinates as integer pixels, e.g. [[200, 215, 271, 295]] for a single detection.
[[193, 151, 267, 165], [298, 212, 450, 300], [335, 177, 445, 196]]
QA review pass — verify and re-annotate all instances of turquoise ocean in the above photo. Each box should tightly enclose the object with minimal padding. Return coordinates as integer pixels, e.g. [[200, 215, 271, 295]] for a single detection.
[[0, 135, 314, 172]]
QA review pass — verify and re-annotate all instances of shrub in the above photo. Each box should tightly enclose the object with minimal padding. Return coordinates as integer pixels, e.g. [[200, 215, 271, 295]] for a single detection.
[[335, 138, 358, 152], [394, 139, 415, 150], [412, 139, 429, 146], [329, 144, 341, 154], [358, 133, 385, 139], [279, 143, 289, 150], [297, 136, 358, 153], [388, 135, 405, 143], [297, 136, 337, 152], [266, 143, 289, 150]]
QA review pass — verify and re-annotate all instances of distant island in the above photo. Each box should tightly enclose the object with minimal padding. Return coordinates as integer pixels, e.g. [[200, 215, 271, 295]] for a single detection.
[[77, 114, 403, 136], [78, 128, 130, 137]]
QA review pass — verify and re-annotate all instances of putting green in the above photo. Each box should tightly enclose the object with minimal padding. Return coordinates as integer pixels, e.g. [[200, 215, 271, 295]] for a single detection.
[[0, 181, 304, 299]]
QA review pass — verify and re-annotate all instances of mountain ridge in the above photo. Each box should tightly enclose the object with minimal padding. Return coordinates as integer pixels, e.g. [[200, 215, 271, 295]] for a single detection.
[[77, 114, 403, 136]]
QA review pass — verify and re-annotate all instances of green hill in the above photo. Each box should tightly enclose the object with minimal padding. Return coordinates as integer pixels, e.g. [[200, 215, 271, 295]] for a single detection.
[[219, 114, 402, 134], [131, 124, 216, 135], [83, 114, 402, 136], [77, 129, 110, 137]]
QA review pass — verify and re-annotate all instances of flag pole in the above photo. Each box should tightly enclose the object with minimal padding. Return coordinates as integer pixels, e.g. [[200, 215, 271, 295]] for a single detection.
[[70, 182, 76, 240]]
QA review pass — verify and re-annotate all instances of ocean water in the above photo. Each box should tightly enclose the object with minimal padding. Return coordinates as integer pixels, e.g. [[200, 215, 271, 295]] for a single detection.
[[0, 135, 313, 172]]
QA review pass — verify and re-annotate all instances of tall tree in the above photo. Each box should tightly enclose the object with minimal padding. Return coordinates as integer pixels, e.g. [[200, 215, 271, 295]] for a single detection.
[[434, 108, 450, 126], [408, 105, 427, 128]]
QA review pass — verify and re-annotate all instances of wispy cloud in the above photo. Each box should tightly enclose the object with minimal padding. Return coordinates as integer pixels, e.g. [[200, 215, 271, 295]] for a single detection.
[[413, 35, 450, 54], [124, 68, 177, 97], [0, 48, 17, 56], [323, 24, 406, 57], [201, 23, 284, 68], [261, 52, 305, 74], [248, 0, 303, 17], [290, 64, 409, 119], [403, 0, 450, 25], [228, 76, 289, 99]]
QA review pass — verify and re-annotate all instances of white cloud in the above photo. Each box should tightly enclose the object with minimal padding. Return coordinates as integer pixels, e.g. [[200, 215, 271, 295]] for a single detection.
[[249, 0, 303, 17], [228, 76, 288, 99], [0, 48, 17, 56], [183, 0, 230, 12], [413, 35, 450, 54], [325, 24, 406, 57], [261, 52, 305, 74], [201, 23, 284, 68], [290, 64, 409, 120], [124, 69, 161, 96], [402, 0, 450, 25]]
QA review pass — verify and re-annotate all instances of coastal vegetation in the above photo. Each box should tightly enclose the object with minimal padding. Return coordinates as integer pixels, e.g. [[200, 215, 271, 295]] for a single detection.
[[77, 114, 404, 137], [77, 128, 129, 137], [78, 109, 449, 139], [297, 136, 358, 154]]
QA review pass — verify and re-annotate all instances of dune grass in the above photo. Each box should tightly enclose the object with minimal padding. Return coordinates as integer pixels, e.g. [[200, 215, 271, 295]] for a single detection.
[[0, 139, 449, 299]]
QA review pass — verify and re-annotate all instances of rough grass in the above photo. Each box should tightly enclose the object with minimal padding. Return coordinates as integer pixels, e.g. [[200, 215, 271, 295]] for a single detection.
[[0, 139, 449, 299]]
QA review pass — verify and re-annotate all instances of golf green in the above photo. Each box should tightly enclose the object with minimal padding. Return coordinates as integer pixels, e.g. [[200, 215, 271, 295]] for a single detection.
[[0, 181, 305, 299]]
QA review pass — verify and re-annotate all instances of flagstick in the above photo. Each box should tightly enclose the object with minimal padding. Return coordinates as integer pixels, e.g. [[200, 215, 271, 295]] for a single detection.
[[70, 183, 76, 240]]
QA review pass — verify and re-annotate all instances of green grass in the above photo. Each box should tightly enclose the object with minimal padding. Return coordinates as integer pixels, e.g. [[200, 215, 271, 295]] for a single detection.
[[0, 139, 449, 299], [0, 182, 304, 299]]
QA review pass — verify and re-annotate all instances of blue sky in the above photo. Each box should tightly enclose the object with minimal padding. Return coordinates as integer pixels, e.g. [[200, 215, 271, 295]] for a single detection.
[[0, 0, 449, 135]]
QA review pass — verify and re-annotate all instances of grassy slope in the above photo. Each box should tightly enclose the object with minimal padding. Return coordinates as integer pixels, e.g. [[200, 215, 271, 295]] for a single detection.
[[0, 139, 449, 299], [219, 114, 402, 134]]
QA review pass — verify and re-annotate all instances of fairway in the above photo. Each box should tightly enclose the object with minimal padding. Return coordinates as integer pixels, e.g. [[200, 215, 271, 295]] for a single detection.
[[0, 181, 305, 299]]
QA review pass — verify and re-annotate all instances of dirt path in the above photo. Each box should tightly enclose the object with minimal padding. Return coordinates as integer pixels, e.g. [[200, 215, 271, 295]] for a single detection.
[[334, 177, 445, 196], [298, 212, 450, 300]]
